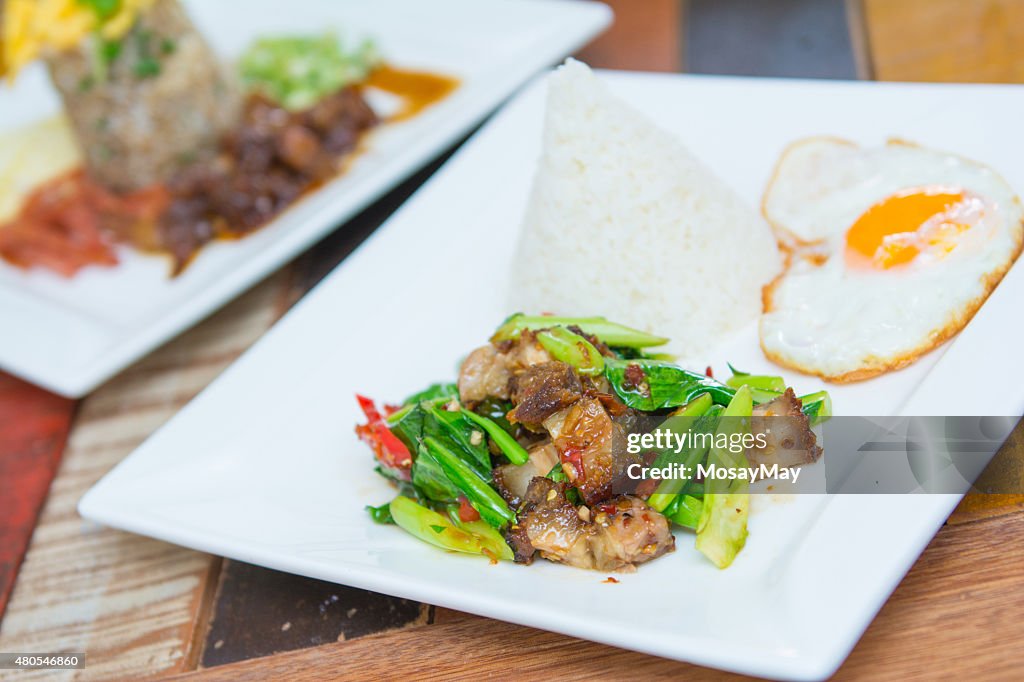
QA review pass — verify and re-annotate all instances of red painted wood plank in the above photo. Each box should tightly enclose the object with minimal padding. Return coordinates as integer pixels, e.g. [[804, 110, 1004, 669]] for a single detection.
[[0, 372, 77, 621]]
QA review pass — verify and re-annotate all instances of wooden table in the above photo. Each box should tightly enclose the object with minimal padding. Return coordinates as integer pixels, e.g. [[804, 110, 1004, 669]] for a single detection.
[[2, 1, 1023, 679]]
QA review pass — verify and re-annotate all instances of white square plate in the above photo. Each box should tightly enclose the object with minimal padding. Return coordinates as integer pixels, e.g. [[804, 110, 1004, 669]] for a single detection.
[[0, 0, 611, 397], [80, 72, 1024, 680]]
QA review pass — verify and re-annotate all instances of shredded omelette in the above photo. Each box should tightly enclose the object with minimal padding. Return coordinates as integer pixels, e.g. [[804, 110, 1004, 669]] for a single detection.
[[1, 0, 154, 78]]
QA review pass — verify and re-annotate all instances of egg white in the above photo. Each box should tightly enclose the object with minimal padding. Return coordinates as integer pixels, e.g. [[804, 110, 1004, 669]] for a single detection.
[[759, 138, 1024, 382]]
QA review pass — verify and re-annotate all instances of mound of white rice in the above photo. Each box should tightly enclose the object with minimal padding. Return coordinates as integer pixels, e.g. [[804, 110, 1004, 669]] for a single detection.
[[508, 59, 781, 361]]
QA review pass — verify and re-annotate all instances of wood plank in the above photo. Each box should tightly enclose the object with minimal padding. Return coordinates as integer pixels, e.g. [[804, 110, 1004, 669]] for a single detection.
[[178, 617, 738, 682], [575, 0, 682, 72], [200, 560, 428, 668], [0, 375, 76, 622], [171, 511, 1024, 680], [0, 271, 291, 679], [861, 0, 1024, 83], [951, 493, 1024, 524], [836, 510, 1024, 680], [949, 418, 1024, 524]]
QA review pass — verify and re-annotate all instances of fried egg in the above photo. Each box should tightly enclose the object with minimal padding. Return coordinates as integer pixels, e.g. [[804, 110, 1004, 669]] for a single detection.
[[760, 138, 1024, 382]]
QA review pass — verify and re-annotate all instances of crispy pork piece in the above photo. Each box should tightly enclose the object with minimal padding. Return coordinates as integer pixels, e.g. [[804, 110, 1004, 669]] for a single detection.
[[508, 362, 583, 430], [458, 345, 514, 403], [492, 441, 560, 507], [589, 496, 676, 570], [750, 388, 822, 468], [509, 478, 674, 571], [509, 478, 593, 566], [501, 330, 553, 370], [45, 0, 241, 191], [544, 397, 619, 505], [457, 331, 553, 405]]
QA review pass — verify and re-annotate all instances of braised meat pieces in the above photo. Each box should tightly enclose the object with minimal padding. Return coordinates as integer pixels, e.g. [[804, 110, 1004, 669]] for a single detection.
[[544, 397, 619, 505], [458, 345, 513, 403], [493, 442, 560, 509], [509, 362, 583, 430], [160, 88, 377, 269], [457, 330, 552, 405], [508, 478, 674, 571], [750, 388, 822, 468]]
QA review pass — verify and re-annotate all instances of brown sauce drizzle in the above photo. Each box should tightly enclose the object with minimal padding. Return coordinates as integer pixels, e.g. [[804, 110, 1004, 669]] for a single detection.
[[363, 65, 461, 122]]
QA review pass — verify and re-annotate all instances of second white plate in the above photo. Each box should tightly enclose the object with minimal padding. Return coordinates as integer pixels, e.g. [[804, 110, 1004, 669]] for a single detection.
[[0, 0, 611, 397]]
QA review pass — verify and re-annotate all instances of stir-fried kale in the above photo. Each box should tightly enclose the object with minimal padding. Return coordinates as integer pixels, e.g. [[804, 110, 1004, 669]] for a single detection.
[[356, 315, 831, 570], [388, 398, 490, 504], [605, 358, 736, 410], [491, 314, 668, 348], [695, 386, 753, 568]]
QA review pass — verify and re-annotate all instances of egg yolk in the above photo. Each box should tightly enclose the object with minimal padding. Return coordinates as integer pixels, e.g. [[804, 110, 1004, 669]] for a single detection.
[[845, 188, 974, 269]]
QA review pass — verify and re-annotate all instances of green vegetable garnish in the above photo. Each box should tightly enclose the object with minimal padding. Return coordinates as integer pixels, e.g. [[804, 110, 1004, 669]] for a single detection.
[[424, 404, 491, 475], [670, 392, 713, 418], [491, 314, 668, 349], [725, 366, 789, 403], [423, 436, 515, 529], [799, 390, 833, 426], [472, 398, 516, 436], [669, 495, 703, 530], [536, 326, 605, 376], [78, 0, 121, 21], [609, 359, 832, 418], [402, 383, 459, 406], [605, 358, 735, 411], [646, 402, 722, 513], [695, 387, 752, 569], [461, 409, 529, 465], [133, 57, 161, 78], [239, 33, 380, 110], [545, 464, 582, 505], [388, 496, 512, 560], [89, 37, 121, 84], [387, 394, 500, 509], [99, 39, 121, 66], [365, 501, 394, 525], [725, 373, 786, 393]]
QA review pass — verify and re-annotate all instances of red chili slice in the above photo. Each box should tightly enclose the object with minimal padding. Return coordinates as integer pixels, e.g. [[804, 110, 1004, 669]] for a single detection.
[[457, 495, 481, 522], [355, 394, 412, 476], [559, 444, 585, 483]]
